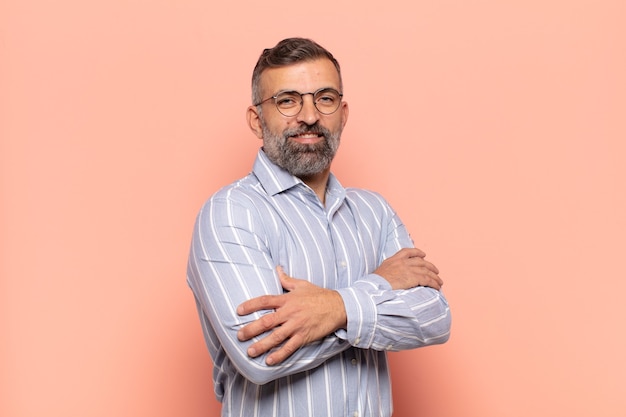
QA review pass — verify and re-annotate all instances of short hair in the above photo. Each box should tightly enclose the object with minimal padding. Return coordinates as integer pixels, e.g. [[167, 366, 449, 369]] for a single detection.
[[251, 38, 342, 105]]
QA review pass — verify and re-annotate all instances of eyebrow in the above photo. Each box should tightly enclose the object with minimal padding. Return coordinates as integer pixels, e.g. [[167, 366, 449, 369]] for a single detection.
[[272, 87, 341, 95]]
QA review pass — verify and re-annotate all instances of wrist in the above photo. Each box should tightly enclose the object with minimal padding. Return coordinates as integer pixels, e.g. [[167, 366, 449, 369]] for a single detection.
[[330, 290, 347, 331]]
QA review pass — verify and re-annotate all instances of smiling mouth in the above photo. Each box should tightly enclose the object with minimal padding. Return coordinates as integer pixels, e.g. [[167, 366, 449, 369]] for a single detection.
[[289, 132, 324, 144]]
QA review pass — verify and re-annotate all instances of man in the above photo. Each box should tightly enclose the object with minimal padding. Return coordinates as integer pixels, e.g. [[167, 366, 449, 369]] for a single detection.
[[187, 37, 451, 417]]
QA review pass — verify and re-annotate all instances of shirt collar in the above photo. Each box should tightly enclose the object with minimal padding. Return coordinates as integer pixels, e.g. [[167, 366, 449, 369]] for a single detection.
[[252, 148, 345, 200]]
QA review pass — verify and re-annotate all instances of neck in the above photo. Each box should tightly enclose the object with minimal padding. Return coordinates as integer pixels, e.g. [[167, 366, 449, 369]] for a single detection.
[[299, 169, 330, 206]]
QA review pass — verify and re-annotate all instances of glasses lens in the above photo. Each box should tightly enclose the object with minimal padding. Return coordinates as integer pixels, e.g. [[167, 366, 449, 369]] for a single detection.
[[313, 89, 342, 114], [274, 92, 302, 117], [272, 89, 343, 116]]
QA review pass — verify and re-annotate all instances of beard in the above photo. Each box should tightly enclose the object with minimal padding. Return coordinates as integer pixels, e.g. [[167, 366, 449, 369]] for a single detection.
[[261, 120, 342, 178]]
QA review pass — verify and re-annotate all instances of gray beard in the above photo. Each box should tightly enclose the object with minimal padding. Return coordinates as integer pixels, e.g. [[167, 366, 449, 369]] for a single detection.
[[261, 122, 341, 178]]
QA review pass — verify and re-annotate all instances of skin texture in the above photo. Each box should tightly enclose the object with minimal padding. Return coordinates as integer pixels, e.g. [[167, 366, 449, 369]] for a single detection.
[[240, 59, 443, 366]]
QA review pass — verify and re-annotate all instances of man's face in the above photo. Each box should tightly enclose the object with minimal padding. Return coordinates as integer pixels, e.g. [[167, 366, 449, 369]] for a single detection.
[[248, 58, 349, 178]]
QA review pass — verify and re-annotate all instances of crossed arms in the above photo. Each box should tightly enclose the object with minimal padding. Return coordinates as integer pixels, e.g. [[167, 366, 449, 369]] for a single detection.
[[238, 248, 445, 366], [187, 194, 451, 385]]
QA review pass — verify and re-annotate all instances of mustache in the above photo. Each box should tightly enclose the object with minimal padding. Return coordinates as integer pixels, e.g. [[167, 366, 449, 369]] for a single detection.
[[283, 123, 332, 139]]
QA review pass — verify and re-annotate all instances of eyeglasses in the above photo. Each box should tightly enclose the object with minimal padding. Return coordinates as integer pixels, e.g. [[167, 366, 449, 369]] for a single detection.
[[254, 88, 343, 117]]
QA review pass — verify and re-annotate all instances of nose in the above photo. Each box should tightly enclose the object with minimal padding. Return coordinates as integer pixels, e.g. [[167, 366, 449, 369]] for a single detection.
[[296, 93, 320, 125]]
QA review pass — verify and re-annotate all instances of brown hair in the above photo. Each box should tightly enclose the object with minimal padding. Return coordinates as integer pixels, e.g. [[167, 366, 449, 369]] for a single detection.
[[251, 38, 342, 104]]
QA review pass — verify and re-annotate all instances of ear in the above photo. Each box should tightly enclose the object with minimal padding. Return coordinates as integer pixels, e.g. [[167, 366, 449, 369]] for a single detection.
[[340, 101, 349, 130], [246, 106, 264, 139]]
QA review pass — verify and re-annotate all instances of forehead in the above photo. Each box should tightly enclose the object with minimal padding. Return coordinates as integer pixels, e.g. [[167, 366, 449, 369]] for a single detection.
[[260, 58, 341, 95]]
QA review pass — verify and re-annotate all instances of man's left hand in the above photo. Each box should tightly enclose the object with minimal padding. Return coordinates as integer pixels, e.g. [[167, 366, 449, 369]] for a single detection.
[[237, 266, 347, 365]]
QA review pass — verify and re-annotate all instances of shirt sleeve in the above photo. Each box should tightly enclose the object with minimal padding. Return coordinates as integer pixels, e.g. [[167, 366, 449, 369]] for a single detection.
[[335, 197, 452, 351], [187, 195, 352, 385], [336, 278, 451, 351]]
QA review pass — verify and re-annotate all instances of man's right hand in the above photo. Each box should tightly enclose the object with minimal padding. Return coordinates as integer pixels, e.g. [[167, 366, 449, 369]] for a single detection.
[[374, 248, 443, 290]]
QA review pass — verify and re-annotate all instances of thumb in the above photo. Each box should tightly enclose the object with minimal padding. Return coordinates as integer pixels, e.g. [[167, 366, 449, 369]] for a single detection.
[[276, 265, 296, 291]]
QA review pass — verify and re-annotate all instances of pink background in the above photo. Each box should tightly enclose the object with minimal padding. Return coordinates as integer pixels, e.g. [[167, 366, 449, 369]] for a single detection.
[[2, 1, 625, 416]]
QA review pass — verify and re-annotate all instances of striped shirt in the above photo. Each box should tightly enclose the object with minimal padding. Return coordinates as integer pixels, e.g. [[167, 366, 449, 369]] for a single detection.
[[187, 149, 451, 417]]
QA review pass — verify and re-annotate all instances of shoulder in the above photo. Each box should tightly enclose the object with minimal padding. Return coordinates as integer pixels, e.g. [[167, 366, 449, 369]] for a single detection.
[[345, 187, 389, 206], [344, 187, 395, 216], [196, 173, 269, 220], [206, 173, 265, 205]]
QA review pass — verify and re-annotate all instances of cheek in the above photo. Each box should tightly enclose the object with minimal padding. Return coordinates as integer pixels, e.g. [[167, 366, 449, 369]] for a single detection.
[[324, 116, 345, 133], [264, 115, 293, 133]]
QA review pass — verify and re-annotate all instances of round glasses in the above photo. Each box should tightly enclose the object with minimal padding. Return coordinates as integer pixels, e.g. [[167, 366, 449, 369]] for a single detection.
[[254, 88, 343, 117]]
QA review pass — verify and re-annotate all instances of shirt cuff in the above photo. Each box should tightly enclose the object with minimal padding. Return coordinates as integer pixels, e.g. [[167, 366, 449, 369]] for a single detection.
[[335, 274, 392, 348]]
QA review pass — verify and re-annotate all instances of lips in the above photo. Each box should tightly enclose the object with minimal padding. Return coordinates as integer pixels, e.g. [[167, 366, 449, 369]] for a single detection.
[[289, 132, 324, 144]]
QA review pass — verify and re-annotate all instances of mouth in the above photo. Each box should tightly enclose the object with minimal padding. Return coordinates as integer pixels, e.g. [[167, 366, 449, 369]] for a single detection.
[[288, 132, 324, 145]]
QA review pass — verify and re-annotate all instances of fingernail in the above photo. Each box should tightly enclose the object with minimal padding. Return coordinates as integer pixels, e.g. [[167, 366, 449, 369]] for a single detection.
[[248, 347, 256, 357], [266, 356, 274, 365]]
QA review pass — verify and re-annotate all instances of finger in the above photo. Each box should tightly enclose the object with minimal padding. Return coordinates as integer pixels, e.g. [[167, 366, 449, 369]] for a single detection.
[[394, 248, 426, 258], [404, 247, 426, 258], [428, 277, 442, 290], [276, 266, 297, 291], [238, 294, 281, 316], [276, 265, 287, 277], [422, 270, 443, 289], [265, 334, 304, 365], [246, 320, 299, 359], [403, 267, 443, 290], [246, 326, 290, 358], [237, 311, 281, 341], [409, 258, 440, 274]]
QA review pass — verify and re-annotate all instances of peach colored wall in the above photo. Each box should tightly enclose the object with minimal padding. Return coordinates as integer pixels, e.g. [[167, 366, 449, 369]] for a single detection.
[[2, 1, 625, 416]]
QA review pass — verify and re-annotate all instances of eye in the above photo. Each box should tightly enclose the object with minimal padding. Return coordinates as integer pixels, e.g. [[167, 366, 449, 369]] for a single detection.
[[275, 92, 300, 108], [314, 89, 340, 106]]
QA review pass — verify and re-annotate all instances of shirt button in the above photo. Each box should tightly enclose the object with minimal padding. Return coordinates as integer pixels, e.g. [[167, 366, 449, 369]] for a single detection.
[[354, 337, 360, 345], [353, 412, 359, 417], [351, 358, 357, 366], [340, 261, 347, 268]]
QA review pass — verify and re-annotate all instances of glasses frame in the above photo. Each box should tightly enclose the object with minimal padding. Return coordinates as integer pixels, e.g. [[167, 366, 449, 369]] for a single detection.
[[254, 87, 344, 117]]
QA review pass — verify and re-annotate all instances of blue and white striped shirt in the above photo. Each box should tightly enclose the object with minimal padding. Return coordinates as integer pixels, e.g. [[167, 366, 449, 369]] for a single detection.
[[187, 149, 451, 417]]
